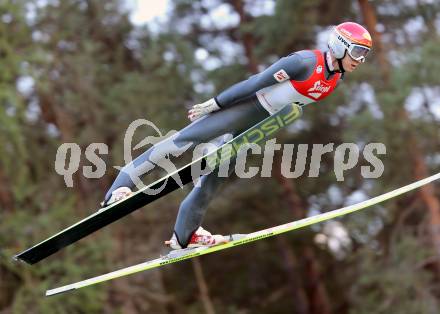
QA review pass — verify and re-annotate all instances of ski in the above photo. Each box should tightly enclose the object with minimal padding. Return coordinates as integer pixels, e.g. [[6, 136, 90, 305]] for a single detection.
[[14, 104, 303, 265], [46, 172, 440, 296]]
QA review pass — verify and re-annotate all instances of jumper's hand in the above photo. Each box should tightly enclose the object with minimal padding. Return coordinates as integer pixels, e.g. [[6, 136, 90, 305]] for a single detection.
[[188, 98, 220, 122]]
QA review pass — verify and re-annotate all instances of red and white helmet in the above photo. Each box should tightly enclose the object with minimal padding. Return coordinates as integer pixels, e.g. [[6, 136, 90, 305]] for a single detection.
[[328, 22, 372, 62]]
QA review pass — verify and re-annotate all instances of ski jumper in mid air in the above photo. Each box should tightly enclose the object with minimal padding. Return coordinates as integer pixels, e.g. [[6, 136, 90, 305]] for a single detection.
[[102, 22, 373, 250]]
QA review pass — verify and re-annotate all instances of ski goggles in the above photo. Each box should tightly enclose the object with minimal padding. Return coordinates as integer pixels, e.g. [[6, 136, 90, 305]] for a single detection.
[[347, 44, 370, 62]]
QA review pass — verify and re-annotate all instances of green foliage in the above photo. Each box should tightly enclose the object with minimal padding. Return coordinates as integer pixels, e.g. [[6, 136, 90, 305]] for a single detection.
[[350, 234, 438, 314]]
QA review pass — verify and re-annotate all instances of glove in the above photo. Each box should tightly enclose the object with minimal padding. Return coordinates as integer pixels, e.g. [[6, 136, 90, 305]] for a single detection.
[[188, 98, 221, 122]]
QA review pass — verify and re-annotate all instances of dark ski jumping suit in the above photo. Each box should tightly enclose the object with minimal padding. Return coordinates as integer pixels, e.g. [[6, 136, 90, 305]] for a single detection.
[[104, 50, 342, 247]]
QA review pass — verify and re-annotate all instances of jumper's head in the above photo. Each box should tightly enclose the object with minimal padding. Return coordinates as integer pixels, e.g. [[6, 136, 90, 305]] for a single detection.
[[328, 22, 373, 73]]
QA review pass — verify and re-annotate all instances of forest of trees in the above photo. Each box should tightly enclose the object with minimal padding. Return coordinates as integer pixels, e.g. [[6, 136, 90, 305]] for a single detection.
[[1, 0, 440, 313]]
